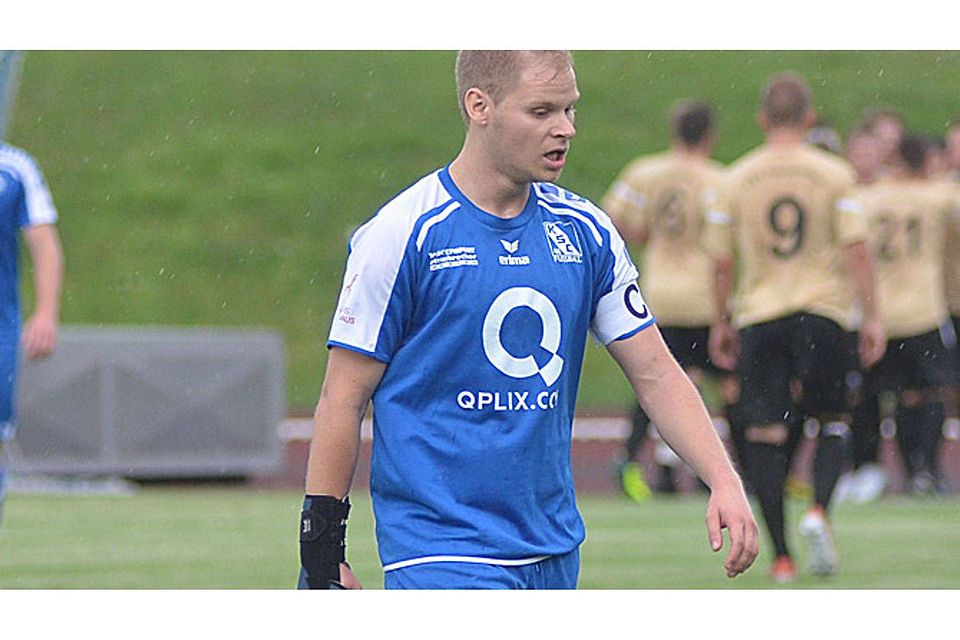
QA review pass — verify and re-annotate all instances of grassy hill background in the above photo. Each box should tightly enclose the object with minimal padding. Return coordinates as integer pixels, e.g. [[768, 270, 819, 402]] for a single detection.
[[9, 50, 960, 411]]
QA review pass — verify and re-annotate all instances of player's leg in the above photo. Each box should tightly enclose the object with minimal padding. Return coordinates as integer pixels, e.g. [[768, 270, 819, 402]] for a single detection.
[[0, 340, 19, 529], [894, 389, 944, 494], [846, 367, 888, 503], [945, 316, 960, 444], [796, 315, 858, 512], [0, 51, 24, 139], [616, 402, 652, 502], [737, 318, 795, 581], [793, 315, 859, 577], [900, 328, 957, 494], [718, 373, 745, 465]]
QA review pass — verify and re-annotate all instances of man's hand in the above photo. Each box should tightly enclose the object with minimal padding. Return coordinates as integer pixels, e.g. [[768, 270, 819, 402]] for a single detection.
[[338, 563, 363, 589], [22, 312, 58, 360], [705, 479, 760, 578], [708, 320, 740, 372], [858, 314, 886, 369]]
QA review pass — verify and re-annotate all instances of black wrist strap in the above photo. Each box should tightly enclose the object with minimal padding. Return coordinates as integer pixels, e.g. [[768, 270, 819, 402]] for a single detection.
[[300, 495, 350, 589]]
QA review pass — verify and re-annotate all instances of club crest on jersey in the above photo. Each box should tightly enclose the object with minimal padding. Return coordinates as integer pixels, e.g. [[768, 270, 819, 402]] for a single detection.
[[543, 221, 583, 264], [498, 239, 531, 266]]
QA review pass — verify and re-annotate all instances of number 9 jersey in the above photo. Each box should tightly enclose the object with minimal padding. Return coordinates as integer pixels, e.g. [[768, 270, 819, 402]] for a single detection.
[[327, 166, 654, 572], [702, 143, 867, 330]]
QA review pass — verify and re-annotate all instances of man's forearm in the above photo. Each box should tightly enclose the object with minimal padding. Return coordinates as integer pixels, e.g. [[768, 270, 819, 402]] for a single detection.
[[303, 348, 385, 497], [25, 225, 63, 319], [712, 256, 734, 324], [844, 240, 879, 320], [304, 399, 364, 498], [640, 365, 741, 490]]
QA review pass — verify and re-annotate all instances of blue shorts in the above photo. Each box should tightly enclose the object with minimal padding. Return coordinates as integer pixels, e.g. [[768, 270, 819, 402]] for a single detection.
[[383, 548, 580, 590], [0, 340, 17, 443]]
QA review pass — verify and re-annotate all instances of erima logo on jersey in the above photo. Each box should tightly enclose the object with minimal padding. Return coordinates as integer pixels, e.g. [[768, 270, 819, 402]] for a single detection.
[[498, 239, 531, 266], [544, 221, 583, 263]]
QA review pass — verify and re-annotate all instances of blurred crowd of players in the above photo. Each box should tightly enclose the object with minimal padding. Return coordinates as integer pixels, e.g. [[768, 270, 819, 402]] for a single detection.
[[602, 81, 960, 582]]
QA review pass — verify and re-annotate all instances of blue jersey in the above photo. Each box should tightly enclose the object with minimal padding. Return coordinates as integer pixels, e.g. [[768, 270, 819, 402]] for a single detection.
[[328, 167, 655, 571], [0, 143, 57, 341]]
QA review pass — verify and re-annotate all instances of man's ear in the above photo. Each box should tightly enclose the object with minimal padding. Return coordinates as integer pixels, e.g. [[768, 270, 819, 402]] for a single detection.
[[463, 87, 492, 127]]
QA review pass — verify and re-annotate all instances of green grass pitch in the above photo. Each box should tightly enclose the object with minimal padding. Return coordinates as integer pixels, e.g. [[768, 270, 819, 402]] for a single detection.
[[1, 487, 957, 589], [10, 51, 960, 412]]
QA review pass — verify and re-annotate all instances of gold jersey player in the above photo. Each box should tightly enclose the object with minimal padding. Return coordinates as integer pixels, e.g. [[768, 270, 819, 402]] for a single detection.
[[856, 134, 960, 494], [603, 102, 740, 499], [944, 119, 960, 441], [705, 74, 885, 582]]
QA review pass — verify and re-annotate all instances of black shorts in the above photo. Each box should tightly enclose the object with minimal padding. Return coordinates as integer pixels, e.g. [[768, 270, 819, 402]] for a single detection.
[[738, 313, 857, 425], [659, 325, 721, 374], [863, 326, 958, 395]]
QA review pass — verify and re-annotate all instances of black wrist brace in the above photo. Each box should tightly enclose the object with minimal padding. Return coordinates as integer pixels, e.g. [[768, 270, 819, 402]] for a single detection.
[[300, 494, 351, 589]]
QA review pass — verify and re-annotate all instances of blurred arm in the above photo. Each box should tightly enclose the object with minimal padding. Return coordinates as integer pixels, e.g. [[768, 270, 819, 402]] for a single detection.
[[844, 239, 885, 368], [708, 255, 739, 370], [21, 223, 64, 359]]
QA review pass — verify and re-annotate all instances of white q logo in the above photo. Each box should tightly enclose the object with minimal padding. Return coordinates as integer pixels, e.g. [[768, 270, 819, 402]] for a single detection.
[[482, 287, 564, 387]]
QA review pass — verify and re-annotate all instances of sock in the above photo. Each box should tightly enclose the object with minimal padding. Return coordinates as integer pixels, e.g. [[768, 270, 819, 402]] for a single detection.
[[895, 404, 926, 478], [784, 407, 806, 467], [918, 402, 946, 479], [814, 421, 851, 510], [624, 403, 651, 462], [725, 400, 748, 478], [744, 440, 790, 558], [852, 389, 882, 468]]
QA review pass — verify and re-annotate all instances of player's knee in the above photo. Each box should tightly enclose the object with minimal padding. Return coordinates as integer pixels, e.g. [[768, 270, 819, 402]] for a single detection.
[[718, 375, 741, 405], [819, 419, 852, 441], [899, 389, 924, 408], [745, 423, 788, 445]]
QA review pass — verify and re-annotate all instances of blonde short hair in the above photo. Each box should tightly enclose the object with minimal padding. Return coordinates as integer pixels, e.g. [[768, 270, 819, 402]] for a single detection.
[[455, 50, 573, 124]]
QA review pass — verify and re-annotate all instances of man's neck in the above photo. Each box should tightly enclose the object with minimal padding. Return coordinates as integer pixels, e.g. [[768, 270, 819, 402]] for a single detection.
[[670, 142, 710, 160], [764, 127, 809, 147], [448, 147, 530, 219], [893, 168, 927, 182]]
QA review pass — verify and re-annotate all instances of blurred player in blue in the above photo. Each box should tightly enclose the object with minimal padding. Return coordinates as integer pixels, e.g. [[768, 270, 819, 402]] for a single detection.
[[297, 50, 758, 590], [0, 53, 65, 528]]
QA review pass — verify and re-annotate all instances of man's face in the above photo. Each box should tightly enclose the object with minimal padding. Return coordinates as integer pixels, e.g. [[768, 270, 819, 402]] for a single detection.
[[946, 126, 960, 172], [846, 133, 881, 183], [873, 116, 904, 164], [485, 56, 579, 185]]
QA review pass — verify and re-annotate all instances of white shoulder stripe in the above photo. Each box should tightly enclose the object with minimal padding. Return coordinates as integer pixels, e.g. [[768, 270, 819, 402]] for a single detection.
[[0, 146, 58, 225], [416, 200, 460, 251], [538, 199, 603, 247]]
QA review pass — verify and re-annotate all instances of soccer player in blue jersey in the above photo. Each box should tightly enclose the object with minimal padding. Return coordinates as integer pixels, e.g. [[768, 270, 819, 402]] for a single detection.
[[0, 142, 65, 528], [298, 50, 758, 590]]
